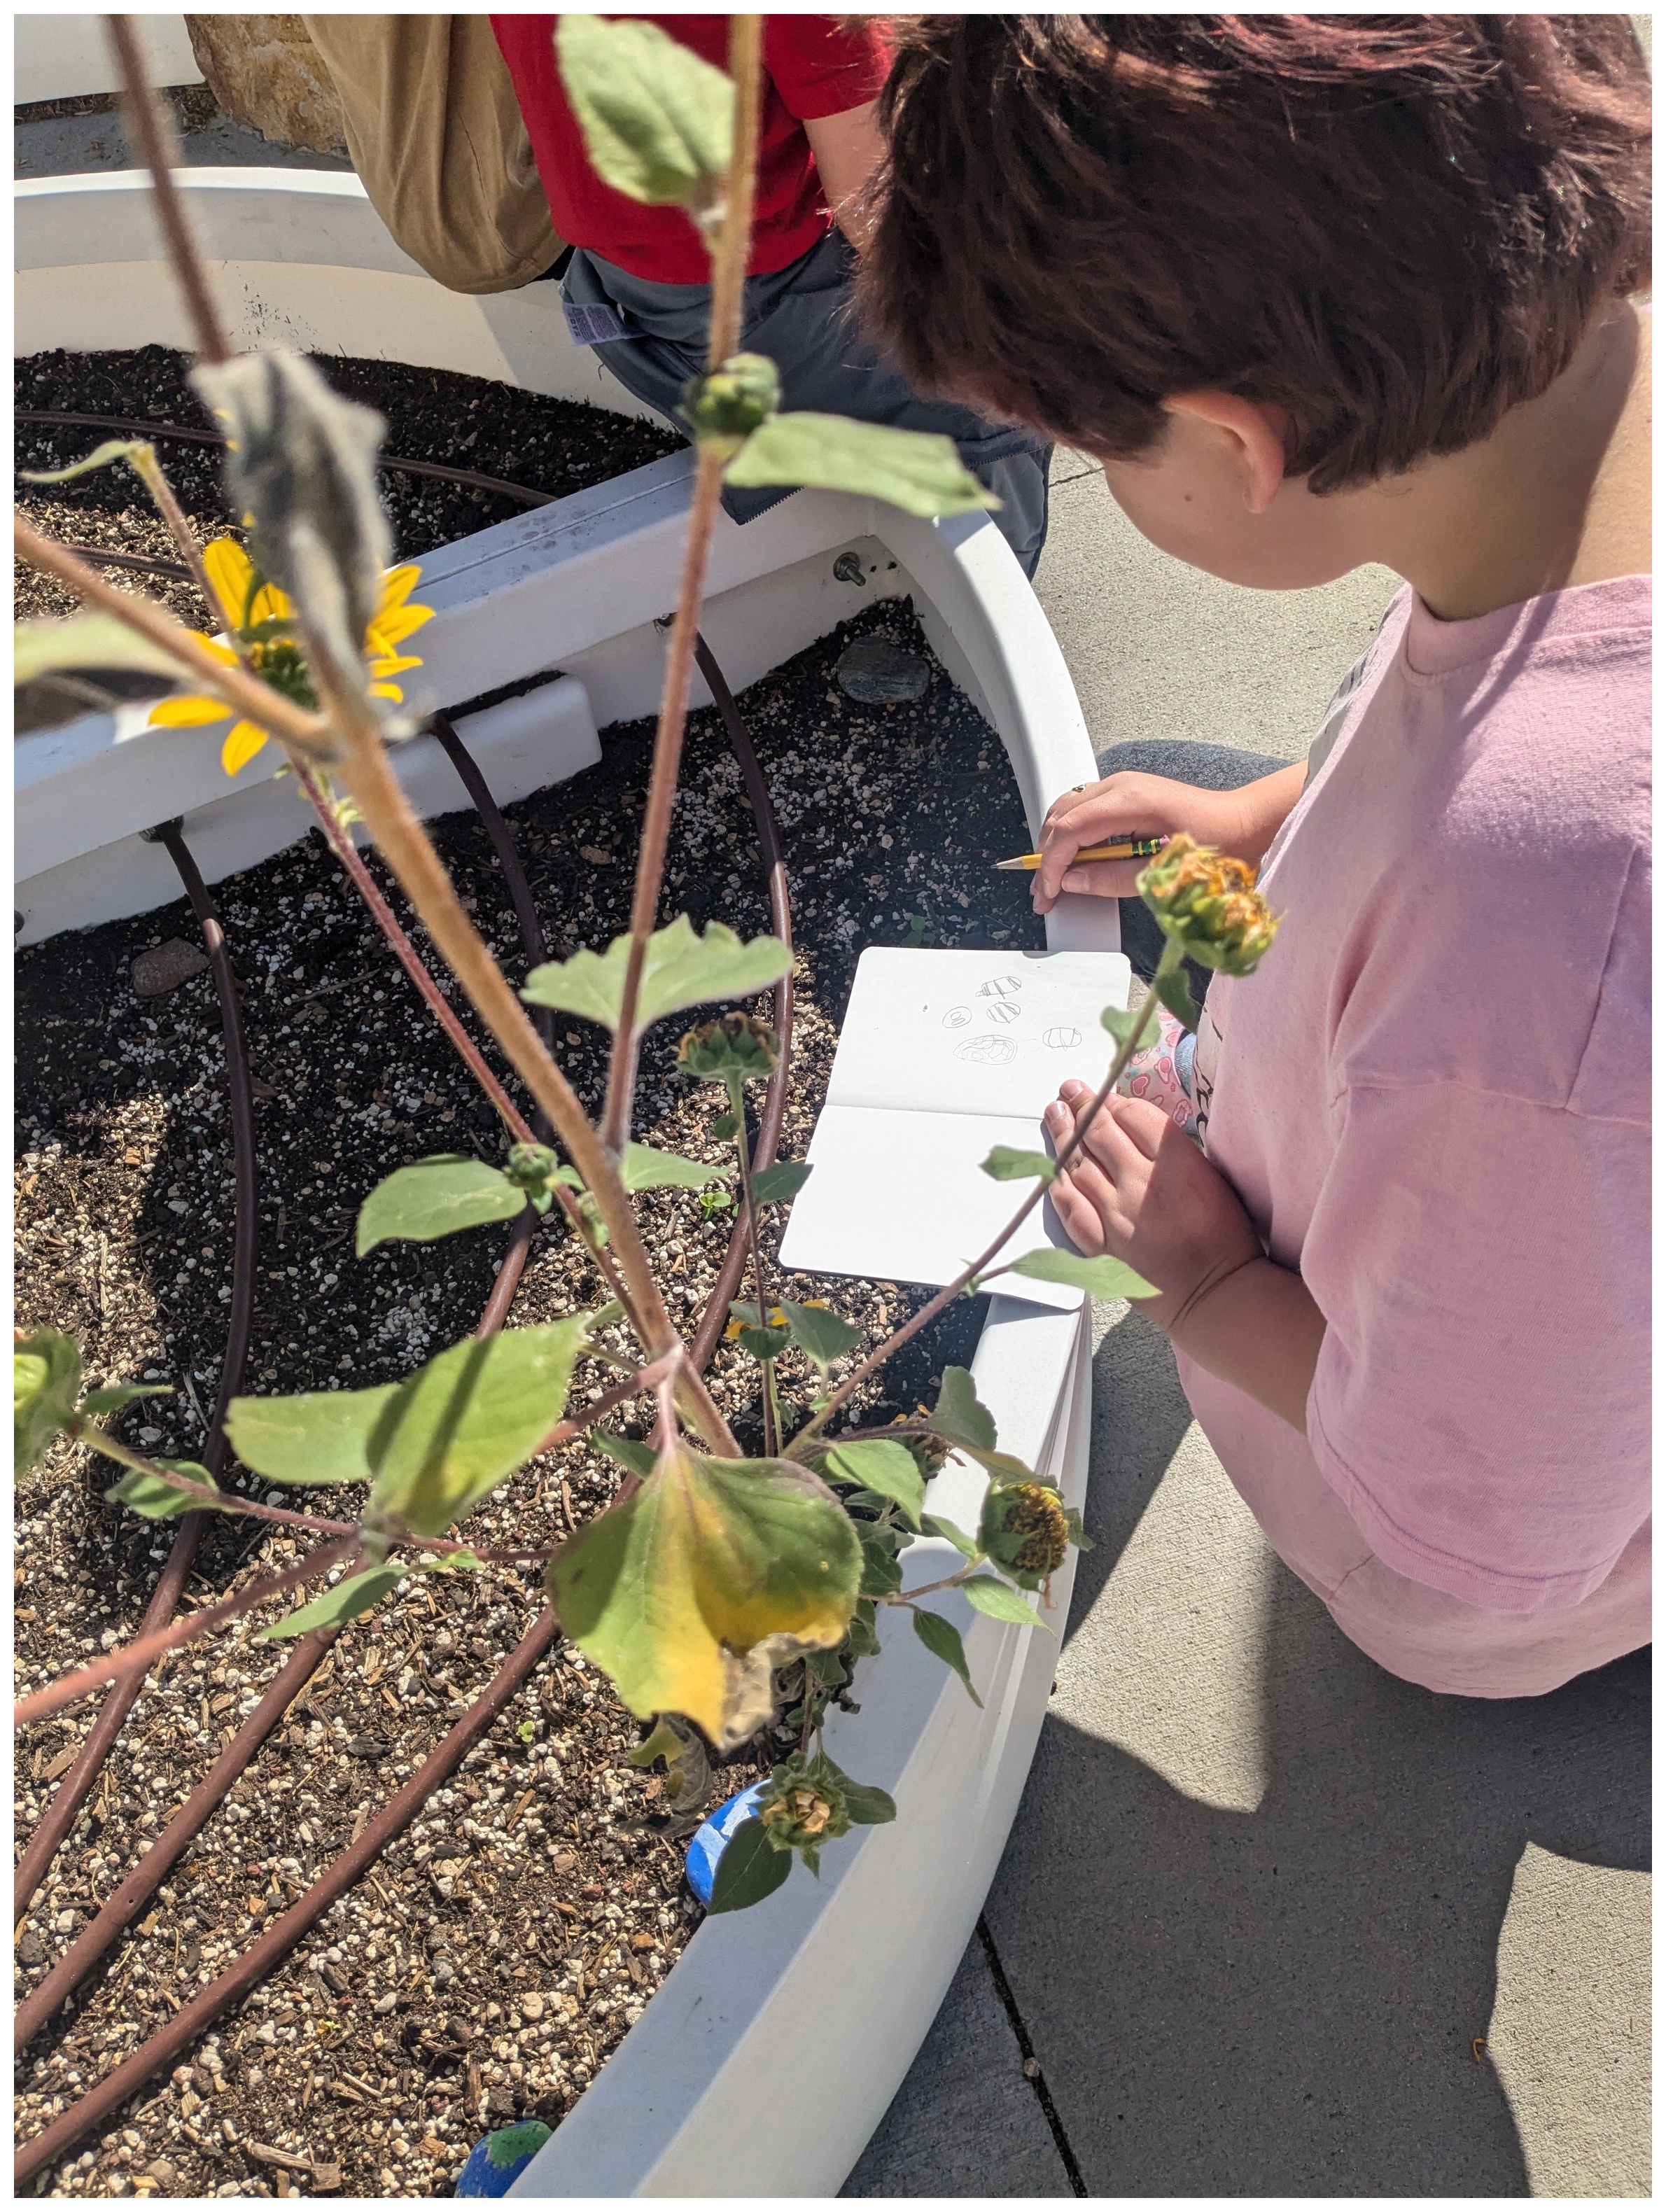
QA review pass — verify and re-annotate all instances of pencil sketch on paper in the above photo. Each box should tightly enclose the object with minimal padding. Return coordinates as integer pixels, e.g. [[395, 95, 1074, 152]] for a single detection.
[[954, 1035, 1018, 1066], [942, 1005, 972, 1029], [1044, 1026, 1082, 1049], [986, 1001, 1021, 1026], [978, 976, 1023, 997]]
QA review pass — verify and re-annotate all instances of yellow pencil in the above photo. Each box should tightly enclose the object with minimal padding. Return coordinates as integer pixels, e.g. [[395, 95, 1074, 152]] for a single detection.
[[994, 834, 1168, 872]]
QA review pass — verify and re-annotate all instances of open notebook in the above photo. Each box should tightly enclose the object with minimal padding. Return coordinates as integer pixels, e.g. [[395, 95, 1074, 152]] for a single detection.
[[778, 946, 1133, 1312]]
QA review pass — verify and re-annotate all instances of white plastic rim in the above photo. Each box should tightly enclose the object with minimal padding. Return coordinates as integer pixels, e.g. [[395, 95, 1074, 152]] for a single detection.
[[15, 167, 1116, 2196]]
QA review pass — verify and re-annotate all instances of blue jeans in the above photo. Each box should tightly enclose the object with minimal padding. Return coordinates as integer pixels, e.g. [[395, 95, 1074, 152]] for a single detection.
[[564, 229, 1053, 577]]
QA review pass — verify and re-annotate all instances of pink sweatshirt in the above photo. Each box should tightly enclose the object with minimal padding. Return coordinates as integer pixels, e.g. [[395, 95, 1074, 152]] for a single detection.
[[1184, 576, 1650, 1698]]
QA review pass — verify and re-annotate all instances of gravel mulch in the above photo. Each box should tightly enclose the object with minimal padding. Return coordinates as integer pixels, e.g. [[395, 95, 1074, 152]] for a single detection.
[[15, 587, 1046, 2196]]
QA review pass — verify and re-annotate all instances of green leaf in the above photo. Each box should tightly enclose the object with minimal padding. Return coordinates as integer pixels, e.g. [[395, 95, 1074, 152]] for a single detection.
[[963, 1574, 1053, 1630], [922, 1513, 980, 1560], [523, 916, 791, 1035], [1101, 1000, 1157, 1048], [857, 1522, 905, 1598], [594, 1430, 657, 1480], [20, 438, 148, 486], [981, 1145, 1058, 1185], [713, 1111, 741, 1141], [550, 1450, 861, 1751], [79, 1382, 172, 1416], [626, 1717, 686, 1770], [932, 1366, 997, 1455], [621, 1142, 726, 1192], [823, 1439, 925, 1530], [726, 415, 1000, 519], [913, 1607, 983, 1707], [105, 1459, 212, 1521], [15, 613, 200, 687], [839, 1777, 898, 1826], [778, 1301, 862, 1373], [225, 1381, 399, 1490], [365, 1320, 589, 1536], [485, 2122, 553, 2171], [555, 13, 733, 213], [707, 1815, 792, 1914], [260, 1564, 405, 1641], [15, 1330, 83, 1477], [424, 1548, 484, 1574], [1155, 965, 1203, 1033], [354, 1156, 524, 1256], [748, 1161, 812, 1207], [737, 1324, 791, 1362], [1009, 1249, 1158, 1300]]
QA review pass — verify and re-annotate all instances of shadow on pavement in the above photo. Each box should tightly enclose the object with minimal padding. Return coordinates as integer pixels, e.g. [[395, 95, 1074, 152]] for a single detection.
[[983, 1313, 1649, 2197]]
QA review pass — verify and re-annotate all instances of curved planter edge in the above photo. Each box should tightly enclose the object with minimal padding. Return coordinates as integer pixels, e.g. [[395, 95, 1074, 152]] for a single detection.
[[15, 167, 1118, 2197]]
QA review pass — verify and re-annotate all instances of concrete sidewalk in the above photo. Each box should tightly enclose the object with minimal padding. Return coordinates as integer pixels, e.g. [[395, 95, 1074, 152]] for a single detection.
[[846, 465, 1651, 2198]]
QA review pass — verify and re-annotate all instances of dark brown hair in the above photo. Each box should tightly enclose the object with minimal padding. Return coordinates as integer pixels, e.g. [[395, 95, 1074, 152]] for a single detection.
[[859, 16, 1651, 490]]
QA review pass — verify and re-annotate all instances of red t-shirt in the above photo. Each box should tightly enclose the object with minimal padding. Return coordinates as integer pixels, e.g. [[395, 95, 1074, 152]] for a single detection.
[[491, 15, 888, 284]]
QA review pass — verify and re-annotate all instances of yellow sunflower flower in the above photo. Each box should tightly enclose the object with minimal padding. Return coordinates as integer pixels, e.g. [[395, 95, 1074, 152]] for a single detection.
[[146, 538, 433, 777]]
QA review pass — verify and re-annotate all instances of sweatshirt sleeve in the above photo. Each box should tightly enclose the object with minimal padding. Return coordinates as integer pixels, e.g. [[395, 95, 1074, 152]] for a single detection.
[[1302, 1077, 1649, 1613]]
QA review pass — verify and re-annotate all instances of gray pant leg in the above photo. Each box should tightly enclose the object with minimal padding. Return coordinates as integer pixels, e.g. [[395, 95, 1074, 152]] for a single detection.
[[1093, 738, 1290, 981]]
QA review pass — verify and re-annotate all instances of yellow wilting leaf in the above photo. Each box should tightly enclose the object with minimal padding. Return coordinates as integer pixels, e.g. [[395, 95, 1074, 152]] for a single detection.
[[549, 1450, 862, 1751]]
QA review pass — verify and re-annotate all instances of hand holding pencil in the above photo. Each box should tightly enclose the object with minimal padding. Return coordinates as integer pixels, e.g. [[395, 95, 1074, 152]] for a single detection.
[[1018, 769, 1246, 916]]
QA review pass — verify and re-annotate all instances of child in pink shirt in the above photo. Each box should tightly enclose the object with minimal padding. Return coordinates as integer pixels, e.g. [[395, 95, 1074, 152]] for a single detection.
[[861, 18, 1651, 1695]]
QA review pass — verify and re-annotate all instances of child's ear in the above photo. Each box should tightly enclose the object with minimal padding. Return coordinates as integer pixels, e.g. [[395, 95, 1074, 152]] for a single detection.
[[1163, 391, 1291, 514]]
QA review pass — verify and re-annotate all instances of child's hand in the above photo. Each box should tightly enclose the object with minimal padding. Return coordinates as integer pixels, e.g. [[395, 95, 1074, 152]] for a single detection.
[[1042, 1080, 1262, 1331], [1032, 762, 1307, 913], [1032, 772, 1240, 913]]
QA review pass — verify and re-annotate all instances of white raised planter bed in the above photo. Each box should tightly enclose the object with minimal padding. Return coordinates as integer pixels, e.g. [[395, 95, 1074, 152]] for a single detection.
[[16, 167, 1116, 2197]]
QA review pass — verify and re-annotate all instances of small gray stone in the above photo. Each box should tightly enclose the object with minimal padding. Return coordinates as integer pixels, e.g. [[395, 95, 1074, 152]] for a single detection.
[[132, 938, 210, 997], [18, 1930, 44, 1966], [836, 636, 930, 704]]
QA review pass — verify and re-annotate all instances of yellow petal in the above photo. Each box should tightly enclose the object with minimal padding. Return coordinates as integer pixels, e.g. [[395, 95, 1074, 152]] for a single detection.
[[368, 682, 405, 702], [376, 564, 424, 614], [368, 652, 424, 679], [221, 722, 270, 776], [366, 602, 433, 651], [247, 580, 295, 628], [201, 539, 254, 632], [149, 694, 232, 727]]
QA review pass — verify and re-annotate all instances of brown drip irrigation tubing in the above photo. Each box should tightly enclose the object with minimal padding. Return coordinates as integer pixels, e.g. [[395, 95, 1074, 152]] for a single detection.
[[16, 410, 558, 510], [13, 1629, 338, 2052], [14, 826, 259, 1923], [14, 615, 791, 2185], [15, 1609, 562, 2189]]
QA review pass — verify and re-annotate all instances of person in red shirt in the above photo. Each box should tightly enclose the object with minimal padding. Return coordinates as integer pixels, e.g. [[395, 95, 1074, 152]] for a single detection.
[[491, 15, 1052, 574]]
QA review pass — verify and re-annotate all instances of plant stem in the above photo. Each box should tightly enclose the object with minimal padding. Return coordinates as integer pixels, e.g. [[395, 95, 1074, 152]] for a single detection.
[[890, 1569, 979, 1606], [598, 18, 764, 1155], [789, 958, 1175, 1452], [708, 16, 764, 370], [125, 444, 223, 628], [729, 1074, 778, 1455], [299, 645, 738, 1456], [105, 16, 232, 363], [15, 1535, 363, 1728]]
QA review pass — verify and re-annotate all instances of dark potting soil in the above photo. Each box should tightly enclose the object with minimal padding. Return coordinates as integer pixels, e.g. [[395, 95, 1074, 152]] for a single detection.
[[14, 589, 1047, 2197], [13, 344, 685, 653]]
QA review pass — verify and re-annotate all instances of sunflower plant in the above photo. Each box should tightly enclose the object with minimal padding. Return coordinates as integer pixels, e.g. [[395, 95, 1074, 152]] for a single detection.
[[11, 11, 1284, 1954], [147, 536, 431, 776]]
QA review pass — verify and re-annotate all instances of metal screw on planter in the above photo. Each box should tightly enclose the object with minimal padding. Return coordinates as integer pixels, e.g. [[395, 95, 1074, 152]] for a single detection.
[[835, 634, 930, 704]]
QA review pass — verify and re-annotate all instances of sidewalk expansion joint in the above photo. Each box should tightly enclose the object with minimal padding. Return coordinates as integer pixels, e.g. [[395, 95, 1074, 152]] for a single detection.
[[976, 1914, 1088, 2197]]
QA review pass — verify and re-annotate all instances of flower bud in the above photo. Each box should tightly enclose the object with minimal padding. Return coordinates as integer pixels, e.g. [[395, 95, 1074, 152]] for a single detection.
[[676, 1011, 780, 1084], [1136, 834, 1281, 976], [755, 1751, 853, 1863], [979, 1480, 1073, 1585], [679, 354, 782, 452], [504, 1141, 560, 1194]]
